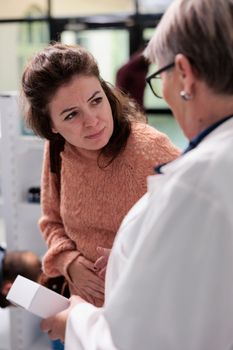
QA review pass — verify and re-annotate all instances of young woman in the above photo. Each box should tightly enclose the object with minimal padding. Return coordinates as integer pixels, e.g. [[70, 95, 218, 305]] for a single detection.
[[21, 43, 179, 307]]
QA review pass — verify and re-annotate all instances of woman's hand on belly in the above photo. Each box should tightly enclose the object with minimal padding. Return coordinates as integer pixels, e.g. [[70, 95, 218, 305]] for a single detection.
[[68, 255, 105, 305], [94, 247, 111, 281]]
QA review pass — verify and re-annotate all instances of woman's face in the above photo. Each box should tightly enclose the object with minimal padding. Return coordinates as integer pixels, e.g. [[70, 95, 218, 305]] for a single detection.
[[49, 74, 114, 152]]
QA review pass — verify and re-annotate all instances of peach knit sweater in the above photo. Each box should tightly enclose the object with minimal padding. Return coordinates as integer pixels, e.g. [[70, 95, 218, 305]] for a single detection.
[[39, 123, 180, 282]]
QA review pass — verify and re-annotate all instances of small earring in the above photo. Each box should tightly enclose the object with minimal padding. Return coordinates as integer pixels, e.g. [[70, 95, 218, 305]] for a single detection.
[[180, 90, 193, 101]]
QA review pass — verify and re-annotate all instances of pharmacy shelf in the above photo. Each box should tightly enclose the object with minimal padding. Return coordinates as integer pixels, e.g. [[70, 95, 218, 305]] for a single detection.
[[0, 308, 10, 350], [0, 93, 47, 350]]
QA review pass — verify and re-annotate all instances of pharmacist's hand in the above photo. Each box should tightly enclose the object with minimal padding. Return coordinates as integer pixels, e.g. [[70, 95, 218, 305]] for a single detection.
[[40, 295, 85, 342], [94, 247, 111, 280], [68, 255, 104, 305]]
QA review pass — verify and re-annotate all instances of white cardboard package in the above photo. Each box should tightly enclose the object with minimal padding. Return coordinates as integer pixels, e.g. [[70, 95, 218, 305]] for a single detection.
[[6, 275, 69, 318]]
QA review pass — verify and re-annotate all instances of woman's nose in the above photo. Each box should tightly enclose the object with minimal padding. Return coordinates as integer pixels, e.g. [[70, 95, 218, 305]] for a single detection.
[[83, 110, 98, 127]]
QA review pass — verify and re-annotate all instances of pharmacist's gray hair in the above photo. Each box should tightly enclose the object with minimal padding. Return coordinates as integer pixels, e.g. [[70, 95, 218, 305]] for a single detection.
[[144, 0, 233, 95]]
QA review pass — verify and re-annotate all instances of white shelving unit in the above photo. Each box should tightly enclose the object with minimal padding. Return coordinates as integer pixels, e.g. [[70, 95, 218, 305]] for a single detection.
[[0, 92, 51, 350]]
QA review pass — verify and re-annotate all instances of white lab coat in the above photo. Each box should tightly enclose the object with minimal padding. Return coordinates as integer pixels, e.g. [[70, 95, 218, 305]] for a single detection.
[[65, 118, 233, 350]]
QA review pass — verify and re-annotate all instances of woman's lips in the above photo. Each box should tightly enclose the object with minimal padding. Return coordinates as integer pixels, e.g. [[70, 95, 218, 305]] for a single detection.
[[85, 127, 105, 139]]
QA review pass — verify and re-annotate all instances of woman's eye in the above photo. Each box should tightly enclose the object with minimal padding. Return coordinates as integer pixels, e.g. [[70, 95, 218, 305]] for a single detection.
[[92, 97, 102, 105], [64, 111, 78, 121]]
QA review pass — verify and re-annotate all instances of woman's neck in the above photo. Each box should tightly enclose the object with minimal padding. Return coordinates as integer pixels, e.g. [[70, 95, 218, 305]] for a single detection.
[[67, 143, 100, 160], [185, 87, 233, 140]]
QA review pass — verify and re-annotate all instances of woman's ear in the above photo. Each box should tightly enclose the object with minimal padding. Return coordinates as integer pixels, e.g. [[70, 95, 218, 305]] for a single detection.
[[50, 118, 58, 134], [52, 127, 58, 134], [175, 54, 196, 94]]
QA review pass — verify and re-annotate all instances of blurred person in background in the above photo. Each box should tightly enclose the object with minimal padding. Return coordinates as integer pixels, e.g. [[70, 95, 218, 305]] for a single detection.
[[0, 247, 41, 308], [116, 47, 149, 109]]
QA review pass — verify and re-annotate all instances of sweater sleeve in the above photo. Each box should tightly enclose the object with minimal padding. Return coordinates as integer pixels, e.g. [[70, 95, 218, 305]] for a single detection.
[[39, 141, 80, 280]]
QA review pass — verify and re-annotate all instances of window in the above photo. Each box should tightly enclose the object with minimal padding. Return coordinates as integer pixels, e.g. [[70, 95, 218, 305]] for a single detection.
[[0, 0, 47, 19], [52, 0, 134, 17], [138, 0, 173, 14], [61, 29, 129, 84]]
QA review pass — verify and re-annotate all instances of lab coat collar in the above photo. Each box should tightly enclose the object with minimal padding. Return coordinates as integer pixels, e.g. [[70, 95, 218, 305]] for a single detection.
[[182, 114, 233, 154], [155, 115, 233, 175]]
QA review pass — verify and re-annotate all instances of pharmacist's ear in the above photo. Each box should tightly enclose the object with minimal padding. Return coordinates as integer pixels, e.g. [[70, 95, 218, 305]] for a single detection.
[[1, 281, 12, 296]]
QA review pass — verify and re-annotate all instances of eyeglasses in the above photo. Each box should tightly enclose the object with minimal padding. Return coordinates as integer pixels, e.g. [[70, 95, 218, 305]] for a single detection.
[[146, 62, 175, 99]]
